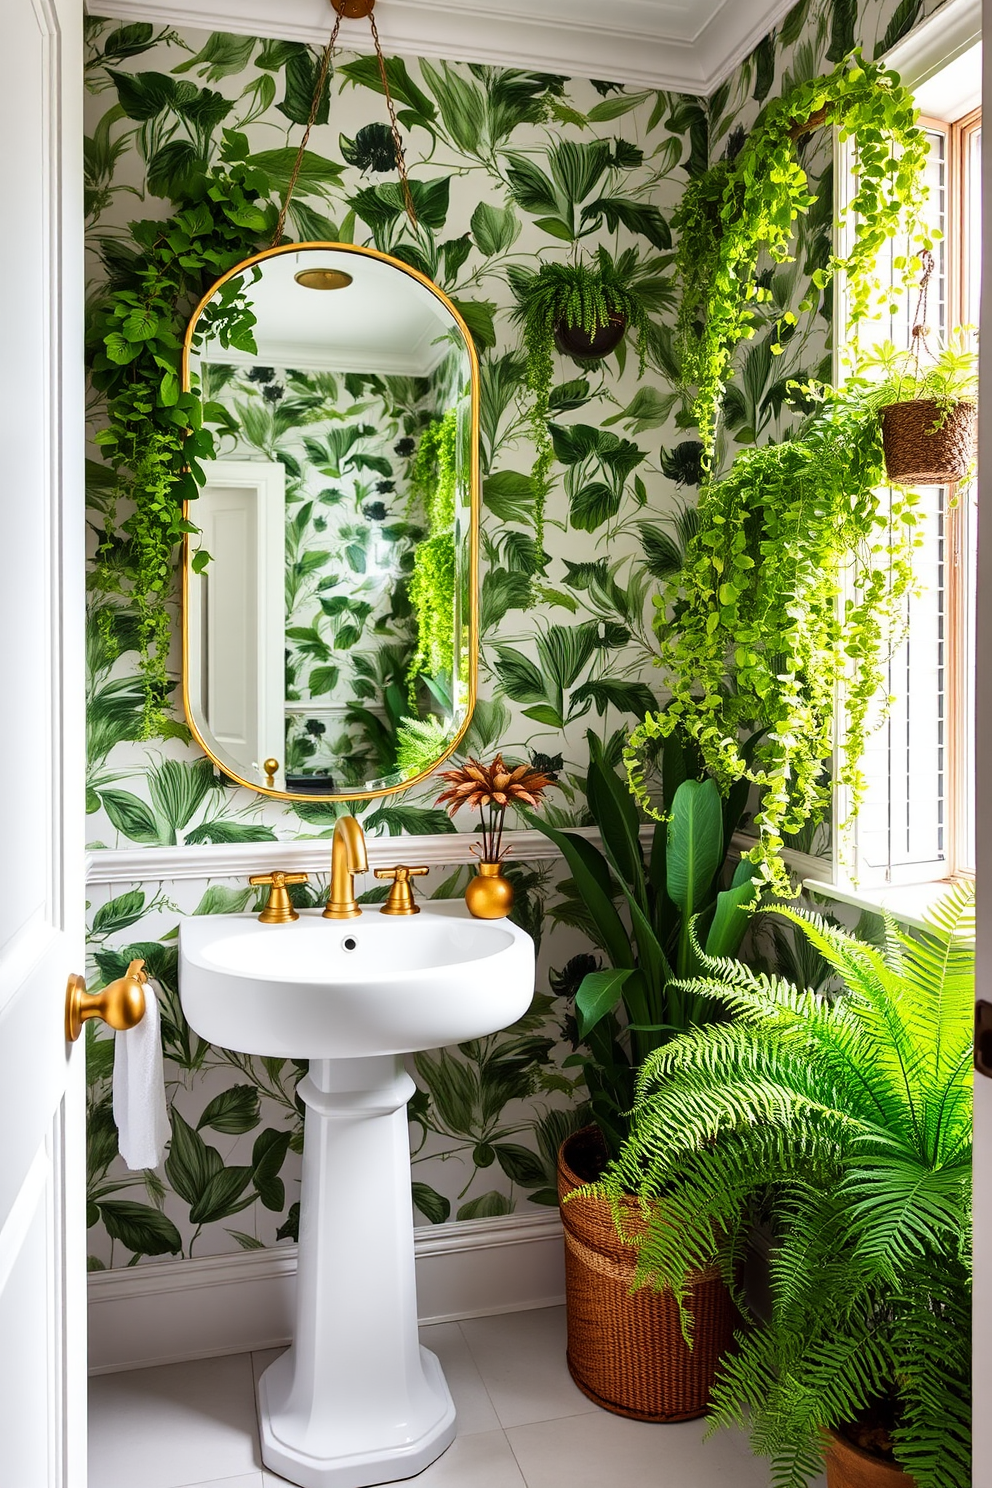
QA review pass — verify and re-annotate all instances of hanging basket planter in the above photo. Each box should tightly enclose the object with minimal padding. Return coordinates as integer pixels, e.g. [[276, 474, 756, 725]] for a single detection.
[[880, 398, 976, 486], [553, 312, 628, 361], [557, 1127, 736, 1422]]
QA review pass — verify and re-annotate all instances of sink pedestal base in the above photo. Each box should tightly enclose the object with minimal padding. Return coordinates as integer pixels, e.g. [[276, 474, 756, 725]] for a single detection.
[[258, 1056, 456, 1488]]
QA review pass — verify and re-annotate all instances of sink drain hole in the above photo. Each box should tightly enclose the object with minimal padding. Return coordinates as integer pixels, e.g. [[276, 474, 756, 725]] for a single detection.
[[342, 936, 358, 952]]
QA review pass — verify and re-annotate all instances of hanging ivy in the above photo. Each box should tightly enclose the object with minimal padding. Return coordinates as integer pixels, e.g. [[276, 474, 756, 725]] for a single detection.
[[407, 407, 459, 698], [673, 52, 930, 460], [625, 386, 922, 894], [87, 130, 276, 734]]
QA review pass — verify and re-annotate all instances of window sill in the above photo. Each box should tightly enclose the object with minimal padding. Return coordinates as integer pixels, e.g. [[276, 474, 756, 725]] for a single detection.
[[802, 876, 973, 936]]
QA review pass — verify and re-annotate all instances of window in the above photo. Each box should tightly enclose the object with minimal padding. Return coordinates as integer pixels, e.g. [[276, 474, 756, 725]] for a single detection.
[[835, 104, 979, 891]]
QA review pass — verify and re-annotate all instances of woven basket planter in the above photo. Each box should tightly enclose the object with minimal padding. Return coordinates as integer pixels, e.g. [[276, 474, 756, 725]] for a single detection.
[[823, 1429, 917, 1488], [557, 1127, 736, 1421], [880, 398, 976, 485]]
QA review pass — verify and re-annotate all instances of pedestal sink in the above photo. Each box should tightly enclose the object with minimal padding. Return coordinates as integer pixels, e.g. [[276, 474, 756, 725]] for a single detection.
[[179, 903, 535, 1488]]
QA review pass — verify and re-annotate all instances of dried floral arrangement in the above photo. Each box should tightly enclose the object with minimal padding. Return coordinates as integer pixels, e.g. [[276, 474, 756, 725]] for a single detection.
[[436, 754, 557, 861]]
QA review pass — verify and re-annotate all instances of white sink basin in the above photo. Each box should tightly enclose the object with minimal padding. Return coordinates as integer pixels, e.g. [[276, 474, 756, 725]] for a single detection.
[[179, 901, 533, 1059], [177, 899, 535, 1488]]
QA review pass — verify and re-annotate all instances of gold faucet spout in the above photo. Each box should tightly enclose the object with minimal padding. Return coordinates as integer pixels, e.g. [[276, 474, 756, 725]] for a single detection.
[[323, 815, 368, 919]]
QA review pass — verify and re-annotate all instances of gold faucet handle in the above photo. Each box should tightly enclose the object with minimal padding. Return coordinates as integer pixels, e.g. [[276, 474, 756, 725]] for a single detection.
[[374, 865, 428, 916], [249, 871, 309, 924], [65, 958, 147, 1043]]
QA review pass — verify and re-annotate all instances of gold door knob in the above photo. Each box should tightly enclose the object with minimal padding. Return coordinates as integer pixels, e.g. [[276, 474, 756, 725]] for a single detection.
[[250, 871, 309, 923], [374, 865, 428, 915], [263, 758, 280, 788], [65, 960, 147, 1043]]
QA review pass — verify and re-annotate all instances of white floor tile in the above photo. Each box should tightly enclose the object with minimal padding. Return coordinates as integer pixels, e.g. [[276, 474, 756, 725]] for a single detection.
[[420, 1322, 501, 1436], [458, 1307, 597, 1429], [88, 1353, 261, 1488], [386, 1429, 525, 1488], [185, 1477, 264, 1488], [506, 1410, 778, 1488]]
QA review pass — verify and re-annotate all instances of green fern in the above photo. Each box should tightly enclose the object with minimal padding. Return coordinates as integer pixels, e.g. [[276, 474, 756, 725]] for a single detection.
[[597, 885, 973, 1488]]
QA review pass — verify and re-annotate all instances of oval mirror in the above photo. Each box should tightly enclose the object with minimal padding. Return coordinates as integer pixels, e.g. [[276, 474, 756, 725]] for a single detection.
[[181, 243, 478, 801]]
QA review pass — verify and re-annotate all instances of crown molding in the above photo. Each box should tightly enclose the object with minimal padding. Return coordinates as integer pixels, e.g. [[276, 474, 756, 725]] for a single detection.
[[882, 0, 980, 86], [85, 0, 797, 95]]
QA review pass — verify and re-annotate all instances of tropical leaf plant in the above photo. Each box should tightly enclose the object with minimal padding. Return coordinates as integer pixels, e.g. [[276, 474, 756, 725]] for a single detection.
[[599, 883, 974, 1488], [532, 728, 760, 1154]]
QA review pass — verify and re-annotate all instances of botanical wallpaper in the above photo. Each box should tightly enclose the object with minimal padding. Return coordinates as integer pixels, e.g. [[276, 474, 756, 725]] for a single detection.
[[84, 0, 944, 1268]]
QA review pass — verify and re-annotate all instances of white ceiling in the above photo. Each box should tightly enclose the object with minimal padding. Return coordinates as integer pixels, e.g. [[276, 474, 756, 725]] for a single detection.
[[85, 0, 800, 94]]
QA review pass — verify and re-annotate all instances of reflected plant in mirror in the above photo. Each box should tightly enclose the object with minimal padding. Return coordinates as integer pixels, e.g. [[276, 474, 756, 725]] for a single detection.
[[183, 244, 479, 801]]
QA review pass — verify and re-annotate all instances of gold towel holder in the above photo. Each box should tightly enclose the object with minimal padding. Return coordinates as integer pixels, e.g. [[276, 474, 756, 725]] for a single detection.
[[65, 959, 148, 1043]]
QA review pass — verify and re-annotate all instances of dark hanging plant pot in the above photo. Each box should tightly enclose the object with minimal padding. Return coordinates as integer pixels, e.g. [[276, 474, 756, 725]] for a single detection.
[[880, 398, 976, 485], [553, 313, 628, 361], [557, 1126, 736, 1421]]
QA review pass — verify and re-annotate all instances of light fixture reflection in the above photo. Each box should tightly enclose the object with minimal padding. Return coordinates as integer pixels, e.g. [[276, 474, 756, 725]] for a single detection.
[[294, 268, 354, 291]]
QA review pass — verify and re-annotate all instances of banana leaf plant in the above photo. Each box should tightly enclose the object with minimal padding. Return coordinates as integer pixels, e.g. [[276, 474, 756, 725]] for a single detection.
[[531, 730, 760, 1156]]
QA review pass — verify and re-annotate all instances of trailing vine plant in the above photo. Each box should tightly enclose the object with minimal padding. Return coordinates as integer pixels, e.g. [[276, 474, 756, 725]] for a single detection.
[[625, 386, 922, 895], [673, 53, 930, 460], [87, 130, 276, 734], [407, 407, 459, 700]]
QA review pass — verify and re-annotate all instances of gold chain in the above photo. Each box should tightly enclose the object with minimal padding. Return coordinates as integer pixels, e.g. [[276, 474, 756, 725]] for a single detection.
[[270, 0, 418, 248], [368, 7, 419, 229], [909, 247, 935, 378]]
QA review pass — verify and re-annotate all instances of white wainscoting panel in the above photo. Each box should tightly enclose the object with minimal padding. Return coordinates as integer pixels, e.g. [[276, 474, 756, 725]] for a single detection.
[[88, 1211, 565, 1373], [84, 825, 634, 885]]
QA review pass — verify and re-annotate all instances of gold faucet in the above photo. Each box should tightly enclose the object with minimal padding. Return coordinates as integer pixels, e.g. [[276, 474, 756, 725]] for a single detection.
[[322, 815, 368, 919]]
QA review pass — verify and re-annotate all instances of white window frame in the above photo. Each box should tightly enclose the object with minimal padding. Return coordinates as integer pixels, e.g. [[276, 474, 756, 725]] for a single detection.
[[803, 3, 981, 921]]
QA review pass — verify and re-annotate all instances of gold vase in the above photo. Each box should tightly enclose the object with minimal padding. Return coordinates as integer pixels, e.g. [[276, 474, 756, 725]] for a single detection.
[[465, 861, 514, 920]]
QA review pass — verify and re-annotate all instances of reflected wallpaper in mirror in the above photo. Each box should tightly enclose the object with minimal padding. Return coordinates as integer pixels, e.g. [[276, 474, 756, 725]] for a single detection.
[[183, 245, 478, 800]]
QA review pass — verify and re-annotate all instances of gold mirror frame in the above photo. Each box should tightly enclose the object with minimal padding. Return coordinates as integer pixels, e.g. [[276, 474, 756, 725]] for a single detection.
[[180, 241, 479, 803]]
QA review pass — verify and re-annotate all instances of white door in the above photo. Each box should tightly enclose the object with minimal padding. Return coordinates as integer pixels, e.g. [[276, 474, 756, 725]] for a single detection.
[[187, 461, 286, 787], [0, 0, 85, 1484]]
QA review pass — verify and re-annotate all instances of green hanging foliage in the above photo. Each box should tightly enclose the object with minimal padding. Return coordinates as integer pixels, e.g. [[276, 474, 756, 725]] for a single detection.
[[624, 385, 922, 895], [407, 407, 459, 697], [512, 247, 649, 555], [87, 129, 277, 735], [673, 52, 930, 460]]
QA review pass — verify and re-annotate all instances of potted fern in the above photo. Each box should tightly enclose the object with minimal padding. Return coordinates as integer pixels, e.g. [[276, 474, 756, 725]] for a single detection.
[[529, 730, 760, 1421], [597, 887, 973, 1488], [512, 248, 649, 550]]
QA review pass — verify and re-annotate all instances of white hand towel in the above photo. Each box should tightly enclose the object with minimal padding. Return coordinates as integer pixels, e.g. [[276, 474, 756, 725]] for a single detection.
[[113, 977, 170, 1170]]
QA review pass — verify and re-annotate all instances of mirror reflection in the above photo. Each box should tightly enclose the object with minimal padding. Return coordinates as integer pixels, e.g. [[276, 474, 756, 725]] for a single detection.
[[183, 245, 477, 799]]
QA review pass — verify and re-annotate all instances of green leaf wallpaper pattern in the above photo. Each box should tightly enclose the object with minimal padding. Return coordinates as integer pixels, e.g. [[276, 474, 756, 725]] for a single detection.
[[82, 0, 947, 1265]]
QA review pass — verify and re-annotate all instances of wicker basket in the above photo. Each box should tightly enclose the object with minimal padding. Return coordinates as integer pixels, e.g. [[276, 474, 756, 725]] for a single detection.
[[823, 1429, 917, 1488], [880, 398, 976, 486], [557, 1127, 736, 1421]]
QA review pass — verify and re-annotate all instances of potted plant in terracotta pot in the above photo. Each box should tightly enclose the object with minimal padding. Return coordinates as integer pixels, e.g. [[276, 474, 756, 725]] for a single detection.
[[596, 887, 973, 1487], [529, 729, 761, 1420]]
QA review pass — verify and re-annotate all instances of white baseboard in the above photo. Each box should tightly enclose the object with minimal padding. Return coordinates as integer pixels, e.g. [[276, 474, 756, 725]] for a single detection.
[[87, 1211, 564, 1374]]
